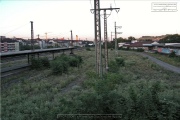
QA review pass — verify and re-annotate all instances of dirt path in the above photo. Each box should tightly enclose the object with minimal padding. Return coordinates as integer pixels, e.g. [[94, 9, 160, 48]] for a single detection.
[[136, 52, 180, 74]]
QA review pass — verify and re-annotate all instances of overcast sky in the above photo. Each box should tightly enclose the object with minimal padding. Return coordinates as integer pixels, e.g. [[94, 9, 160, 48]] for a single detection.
[[0, 0, 180, 40]]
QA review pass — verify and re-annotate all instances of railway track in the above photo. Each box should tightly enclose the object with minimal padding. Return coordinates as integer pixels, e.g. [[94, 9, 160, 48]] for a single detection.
[[1, 48, 84, 79], [1, 64, 30, 78]]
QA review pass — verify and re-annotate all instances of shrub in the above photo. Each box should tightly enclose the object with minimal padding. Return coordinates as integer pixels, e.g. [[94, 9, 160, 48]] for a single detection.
[[125, 60, 136, 66], [136, 48, 144, 52], [115, 57, 125, 66], [68, 56, 79, 67], [31, 58, 43, 70], [86, 47, 91, 51], [59, 73, 126, 115], [175, 57, 180, 62], [55, 54, 70, 62], [75, 55, 83, 64], [51, 59, 69, 75], [31, 57, 50, 70], [41, 57, 50, 68], [169, 51, 176, 58], [108, 60, 119, 73], [51, 54, 83, 75]]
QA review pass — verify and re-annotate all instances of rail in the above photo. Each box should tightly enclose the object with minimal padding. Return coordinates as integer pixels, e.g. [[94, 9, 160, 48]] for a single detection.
[[1, 47, 75, 78]]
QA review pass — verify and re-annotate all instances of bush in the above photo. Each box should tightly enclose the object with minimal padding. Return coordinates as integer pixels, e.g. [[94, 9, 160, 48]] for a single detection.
[[136, 48, 144, 52], [67, 55, 83, 67], [75, 55, 83, 64], [68, 56, 79, 67], [41, 57, 50, 68], [175, 57, 180, 62], [59, 73, 125, 115], [86, 47, 91, 51], [55, 54, 69, 61], [169, 51, 176, 58], [51, 54, 83, 75], [108, 60, 119, 73], [51, 59, 69, 75], [115, 57, 125, 66], [31, 58, 43, 70], [31, 57, 50, 70]]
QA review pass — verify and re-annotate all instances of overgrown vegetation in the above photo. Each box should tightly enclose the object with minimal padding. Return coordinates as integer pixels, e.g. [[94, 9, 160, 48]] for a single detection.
[[51, 54, 83, 75], [136, 48, 144, 52], [115, 57, 125, 67], [169, 51, 176, 58], [59, 76, 180, 120], [31, 57, 50, 70], [31, 54, 83, 75], [86, 47, 91, 51], [147, 52, 180, 67], [1, 49, 180, 120]]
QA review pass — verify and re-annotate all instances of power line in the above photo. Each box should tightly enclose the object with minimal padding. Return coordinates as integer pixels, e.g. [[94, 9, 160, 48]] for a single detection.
[[3, 23, 29, 35], [90, 0, 93, 9], [114, 0, 117, 7]]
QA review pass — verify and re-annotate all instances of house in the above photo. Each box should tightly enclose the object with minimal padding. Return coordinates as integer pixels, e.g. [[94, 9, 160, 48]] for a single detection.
[[129, 41, 153, 50]]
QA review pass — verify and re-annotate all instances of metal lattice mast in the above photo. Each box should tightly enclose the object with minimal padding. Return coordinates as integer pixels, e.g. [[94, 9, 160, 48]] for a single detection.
[[115, 22, 117, 56], [115, 22, 122, 57], [91, 0, 102, 76], [104, 10, 108, 71], [91, 1, 120, 75]]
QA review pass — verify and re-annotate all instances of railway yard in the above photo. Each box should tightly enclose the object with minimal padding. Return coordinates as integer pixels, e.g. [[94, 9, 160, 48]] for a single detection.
[[1, 48, 180, 119]]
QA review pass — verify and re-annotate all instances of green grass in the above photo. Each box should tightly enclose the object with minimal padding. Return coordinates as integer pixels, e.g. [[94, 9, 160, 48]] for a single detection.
[[1, 49, 180, 120], [146, 52, 180, 67]]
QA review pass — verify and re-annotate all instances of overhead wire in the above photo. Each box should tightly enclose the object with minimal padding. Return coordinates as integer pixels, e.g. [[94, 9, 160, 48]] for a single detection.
[[3, 22, 29, 35], [114, 0, 117, 7], [90, 0, 93, 9]]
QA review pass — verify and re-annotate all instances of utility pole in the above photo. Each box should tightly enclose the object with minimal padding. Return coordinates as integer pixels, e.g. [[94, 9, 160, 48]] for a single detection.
[[100, 8, 120, 73], [91, 0, 120, 76], [114, 22, 122, 56], [104, 10, 108, 72], [30, 21, 34, 50], [115, 22, 117, 56], [90, 0, 102, 77], [111, 32, 115, 41]]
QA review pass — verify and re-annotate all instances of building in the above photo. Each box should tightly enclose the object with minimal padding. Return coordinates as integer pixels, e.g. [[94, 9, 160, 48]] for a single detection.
[[129, 41, 153, 50], [0, 42, 19, 52], [143, 42, 180, 56]]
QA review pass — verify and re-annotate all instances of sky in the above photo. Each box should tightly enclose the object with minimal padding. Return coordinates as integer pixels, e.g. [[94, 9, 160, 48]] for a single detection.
[[0, 0, 180, 41]]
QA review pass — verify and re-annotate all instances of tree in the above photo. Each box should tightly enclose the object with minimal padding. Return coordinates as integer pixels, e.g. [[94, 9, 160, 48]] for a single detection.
[[159, 34, 180, 43], [128, 36, 136, 41]]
